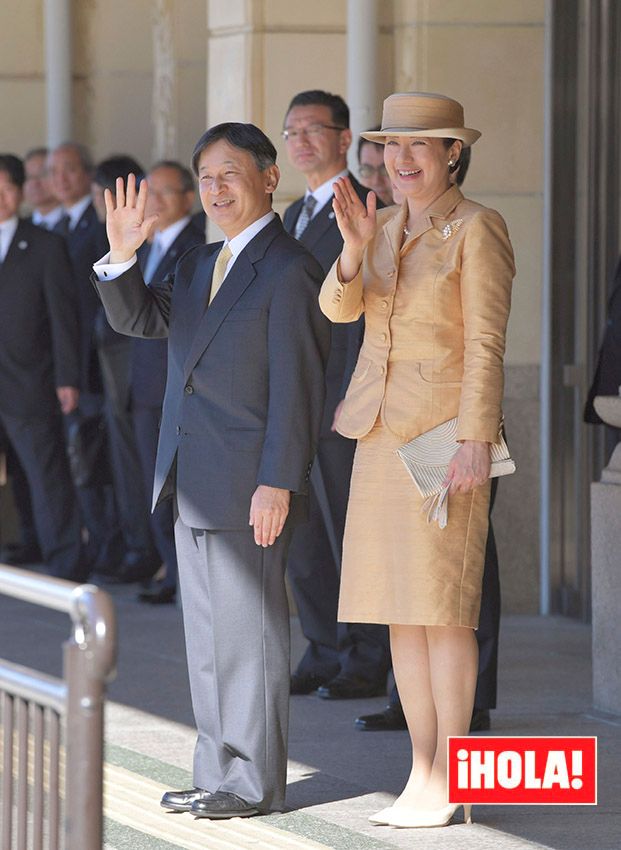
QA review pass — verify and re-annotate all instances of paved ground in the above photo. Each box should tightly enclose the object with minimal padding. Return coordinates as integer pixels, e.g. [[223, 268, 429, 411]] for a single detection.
[[1, 577, 620, 849]]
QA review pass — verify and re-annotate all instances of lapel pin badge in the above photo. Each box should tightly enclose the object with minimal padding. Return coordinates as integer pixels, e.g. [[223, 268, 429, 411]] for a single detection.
[[441, 218, 464, 240], [328, 211, 336, 220], [18, 240, 28, 250]]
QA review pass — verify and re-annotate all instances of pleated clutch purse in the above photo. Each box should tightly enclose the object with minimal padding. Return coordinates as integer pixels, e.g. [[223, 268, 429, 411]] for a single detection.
[[396, 418, 516, 529]]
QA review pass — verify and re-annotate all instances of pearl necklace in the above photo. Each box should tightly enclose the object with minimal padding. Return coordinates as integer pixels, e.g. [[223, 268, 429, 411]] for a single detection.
[[403, 224, 410, 237]]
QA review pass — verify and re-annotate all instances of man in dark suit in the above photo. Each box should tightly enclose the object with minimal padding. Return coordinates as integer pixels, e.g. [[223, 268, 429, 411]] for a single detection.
[[282, 90, 390, 700], [48, 142, 124, 574], [0, 154, 84, 580], [93, 123, 330, 818], [0, 146, 64, 566], [132, 160, 204, 603]]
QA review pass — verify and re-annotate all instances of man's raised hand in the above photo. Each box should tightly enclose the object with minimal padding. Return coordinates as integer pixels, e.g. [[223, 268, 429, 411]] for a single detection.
[[104, 173, 159, 263]]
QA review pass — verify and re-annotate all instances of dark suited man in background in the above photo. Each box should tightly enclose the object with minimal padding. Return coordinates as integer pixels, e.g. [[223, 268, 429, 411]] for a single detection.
[[0, 154, 85, 580], [48, 142, 124, 575], [93, 123, 329, 818], [24, 147, 64, 230], [0, 146, 63, 566], [91, 155, 158, 582], [282, 90, 390, 700], [132, 160, 204, 603]]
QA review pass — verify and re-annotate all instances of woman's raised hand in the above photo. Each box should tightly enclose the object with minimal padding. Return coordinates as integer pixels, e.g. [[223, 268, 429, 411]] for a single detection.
[[333, 176, 376, 281], [104, 174, 159, 264]]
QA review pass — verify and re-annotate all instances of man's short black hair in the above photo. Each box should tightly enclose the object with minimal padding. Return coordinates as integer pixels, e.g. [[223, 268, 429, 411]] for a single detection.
[[150, 159, 195, 193], [0, 154, 25, 188], [93, 155, 145, 192], [191, 123, 277, 176], [285, 90, 349, 129], [357, 126, 383, 162]]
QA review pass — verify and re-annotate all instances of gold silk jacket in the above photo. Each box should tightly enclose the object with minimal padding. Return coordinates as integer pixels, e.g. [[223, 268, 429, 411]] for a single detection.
[[318, 185, 515, 444]]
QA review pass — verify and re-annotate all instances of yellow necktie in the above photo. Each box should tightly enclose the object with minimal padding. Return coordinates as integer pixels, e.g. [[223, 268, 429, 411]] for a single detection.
[[209, 243, 232, 304]]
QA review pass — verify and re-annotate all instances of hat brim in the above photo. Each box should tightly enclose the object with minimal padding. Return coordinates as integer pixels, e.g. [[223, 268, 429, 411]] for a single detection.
[[361, 127, 481, 147]]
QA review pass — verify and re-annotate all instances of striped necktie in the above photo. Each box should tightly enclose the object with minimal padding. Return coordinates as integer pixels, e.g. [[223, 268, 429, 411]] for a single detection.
[[294, 194, 317, 239], [209, 243, 233, 304]]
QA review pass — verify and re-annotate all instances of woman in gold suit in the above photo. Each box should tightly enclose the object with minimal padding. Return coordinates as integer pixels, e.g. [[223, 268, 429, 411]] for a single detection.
[[319, 92, 515, 829]]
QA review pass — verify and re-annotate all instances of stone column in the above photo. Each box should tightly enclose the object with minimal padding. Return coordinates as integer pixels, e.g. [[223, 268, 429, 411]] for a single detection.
[[44, 0, 72, 145], [346, 0, 379, 172], [591, 394, 621, 714]]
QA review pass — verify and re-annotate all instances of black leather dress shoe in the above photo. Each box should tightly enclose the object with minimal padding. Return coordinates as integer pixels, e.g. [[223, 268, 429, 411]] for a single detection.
[[290, 672, 328, 695], [161, 787, 209, 812], [470, 708, 491, 732], [355, 703, 407, 731], [138, 586, 176, 605], [317, 674, 386, 700], [191, 791, 260, 819]]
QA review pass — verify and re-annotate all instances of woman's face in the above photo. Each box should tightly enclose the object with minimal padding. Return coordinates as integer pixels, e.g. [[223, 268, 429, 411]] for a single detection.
[[383, 136, 460, 209]]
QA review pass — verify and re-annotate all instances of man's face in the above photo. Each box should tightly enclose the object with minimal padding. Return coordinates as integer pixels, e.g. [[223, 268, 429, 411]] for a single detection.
[[145, 166, 195, 231], [47, 146, 92, 206], [283, 104, 351, 185], [359, 141, 393, 206], [24, 153, 58, 211], [0, 170, 23, 223], [197, 139, 278, 240]]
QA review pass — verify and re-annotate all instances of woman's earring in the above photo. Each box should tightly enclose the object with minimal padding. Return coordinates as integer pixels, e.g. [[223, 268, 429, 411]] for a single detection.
[[448, 159, 454, 167]]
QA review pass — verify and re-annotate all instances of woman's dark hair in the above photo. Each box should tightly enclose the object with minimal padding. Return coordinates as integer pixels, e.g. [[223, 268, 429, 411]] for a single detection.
[[191, 123, 277, 175], [442, 137, 471, 185], [286, 90, 349, 129], [0, 154, 25, 188], [93, 155, 145, 191]]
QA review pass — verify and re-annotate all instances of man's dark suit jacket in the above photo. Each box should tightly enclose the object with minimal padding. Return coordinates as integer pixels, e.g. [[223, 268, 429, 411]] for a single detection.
[[93, 215, 330, 530], [585, 257, 621, 424], [283, 173, 380, 434], [62, 202, 106, 393], [0, 220, 80, 417], [132, 220, 205, 409]]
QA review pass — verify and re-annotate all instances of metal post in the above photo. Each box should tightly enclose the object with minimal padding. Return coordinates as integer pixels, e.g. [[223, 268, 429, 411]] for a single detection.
[[63, 586, 116, 850], [44, 0, 73, 145], [347, 0, 380, 172]]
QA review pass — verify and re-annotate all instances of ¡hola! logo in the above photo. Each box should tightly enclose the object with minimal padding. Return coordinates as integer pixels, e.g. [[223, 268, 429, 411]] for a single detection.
[[448, 737, 597, 804]]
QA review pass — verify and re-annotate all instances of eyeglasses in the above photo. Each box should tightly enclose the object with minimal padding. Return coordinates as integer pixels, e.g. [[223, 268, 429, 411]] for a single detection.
[[359, 164, 388, 179], [281, 123, 346, 142]]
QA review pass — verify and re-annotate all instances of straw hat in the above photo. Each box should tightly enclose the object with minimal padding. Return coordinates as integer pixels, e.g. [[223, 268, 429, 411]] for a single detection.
[[361, 92, 481, 147]]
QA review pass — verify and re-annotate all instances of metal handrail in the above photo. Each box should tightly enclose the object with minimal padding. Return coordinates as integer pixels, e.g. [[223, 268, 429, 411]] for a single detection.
[[0, 564, 117, 850]]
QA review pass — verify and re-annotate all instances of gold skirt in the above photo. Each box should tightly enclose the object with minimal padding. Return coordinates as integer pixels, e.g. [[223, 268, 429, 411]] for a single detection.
[[338, 422, 490, 628]]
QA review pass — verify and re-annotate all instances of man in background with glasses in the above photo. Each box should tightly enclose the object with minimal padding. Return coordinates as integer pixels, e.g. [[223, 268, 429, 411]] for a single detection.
[[357, 129, 394, 207], [282, 90, 390, 702]]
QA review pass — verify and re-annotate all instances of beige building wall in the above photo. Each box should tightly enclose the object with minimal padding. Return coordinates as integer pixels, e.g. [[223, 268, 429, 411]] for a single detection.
[[0, 0, 544, 612]]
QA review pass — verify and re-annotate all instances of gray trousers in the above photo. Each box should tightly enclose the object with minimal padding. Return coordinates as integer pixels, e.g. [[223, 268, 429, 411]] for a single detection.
[[174, 511, 292, 812]]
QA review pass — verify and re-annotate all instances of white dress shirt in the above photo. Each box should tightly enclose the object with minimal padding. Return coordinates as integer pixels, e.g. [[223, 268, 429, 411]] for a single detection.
[[0, 216, 18, 263], [94, 210, 276, 282], [304, 168, 349, 218], [64, 195, 92, 230], [32, 206, 64, 230]]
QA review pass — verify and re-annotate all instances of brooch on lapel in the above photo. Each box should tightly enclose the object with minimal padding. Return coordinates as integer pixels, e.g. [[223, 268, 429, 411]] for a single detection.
[[441, 218, 464, 240], [18, 240, 28, 250]]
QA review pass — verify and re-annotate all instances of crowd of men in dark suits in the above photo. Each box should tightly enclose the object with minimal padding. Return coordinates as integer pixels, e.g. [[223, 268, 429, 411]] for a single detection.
[[0, 144, 204, 602], [0, 88, 512, 819]]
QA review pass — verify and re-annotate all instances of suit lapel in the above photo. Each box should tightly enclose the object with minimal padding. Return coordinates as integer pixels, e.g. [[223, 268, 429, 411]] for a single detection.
[[283, 198, 303, 235], [182, 250, 256, 380], [0, 221, 31, 280], [298, 201, 336, 251]]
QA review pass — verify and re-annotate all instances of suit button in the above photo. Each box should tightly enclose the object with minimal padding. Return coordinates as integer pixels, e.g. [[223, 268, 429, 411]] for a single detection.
[[176, 426, 181, 435], [380, 333, 387, 342], [380, 366, 386, 375], [387, 270, 395, 277], [381, 300, 389, 310], [184, 385, 194, 395]]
